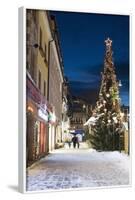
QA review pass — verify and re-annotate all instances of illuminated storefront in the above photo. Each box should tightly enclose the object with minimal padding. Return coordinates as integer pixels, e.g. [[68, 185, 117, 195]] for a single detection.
[[26, 74, 51, 165]]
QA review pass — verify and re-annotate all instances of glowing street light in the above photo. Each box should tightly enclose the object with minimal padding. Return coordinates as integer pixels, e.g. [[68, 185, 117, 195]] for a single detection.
[[118, 80, 122, 87]]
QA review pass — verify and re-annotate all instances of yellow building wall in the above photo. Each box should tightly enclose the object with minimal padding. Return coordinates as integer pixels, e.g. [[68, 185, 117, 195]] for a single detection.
[[36, 11, 50, 97], [124, 130, 129, 154]]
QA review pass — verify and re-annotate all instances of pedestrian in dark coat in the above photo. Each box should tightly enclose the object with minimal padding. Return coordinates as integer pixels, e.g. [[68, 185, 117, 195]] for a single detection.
[[72, 135, 78, 148]]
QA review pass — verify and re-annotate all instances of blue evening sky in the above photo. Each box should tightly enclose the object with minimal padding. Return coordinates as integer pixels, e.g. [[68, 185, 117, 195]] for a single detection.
[[51, 11, 129, 106]]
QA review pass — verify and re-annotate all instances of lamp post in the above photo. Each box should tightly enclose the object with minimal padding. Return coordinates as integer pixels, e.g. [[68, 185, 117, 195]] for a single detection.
[[112, 119, 115, 150], [112, 116, 118, 150]]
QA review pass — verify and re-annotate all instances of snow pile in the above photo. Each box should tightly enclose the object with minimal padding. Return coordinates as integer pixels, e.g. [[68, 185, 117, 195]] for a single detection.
[[88, 148, 97, 153]]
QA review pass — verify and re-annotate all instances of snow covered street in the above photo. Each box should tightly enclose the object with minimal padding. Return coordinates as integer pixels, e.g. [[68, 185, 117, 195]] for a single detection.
[[26, 142, 130, 192]]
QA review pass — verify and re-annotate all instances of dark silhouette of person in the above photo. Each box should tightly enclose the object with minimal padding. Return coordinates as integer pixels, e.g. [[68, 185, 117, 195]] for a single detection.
[[72, 135, 79, 148], [77, 139, 80, 148], [67, 139, 71, 148]]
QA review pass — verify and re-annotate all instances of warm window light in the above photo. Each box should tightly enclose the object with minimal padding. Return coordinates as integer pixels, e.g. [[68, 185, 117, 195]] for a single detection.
[[28, 106, 34, 112]]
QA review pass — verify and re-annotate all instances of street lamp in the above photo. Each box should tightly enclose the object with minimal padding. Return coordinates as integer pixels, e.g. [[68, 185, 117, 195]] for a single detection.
[[118, 80, 122, 87], [112, 117, 118, 150], [83, 104, 86, 111]]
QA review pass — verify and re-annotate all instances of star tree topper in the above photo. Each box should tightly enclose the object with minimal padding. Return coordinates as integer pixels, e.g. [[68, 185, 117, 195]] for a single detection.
[[105, 37, 112, 47]]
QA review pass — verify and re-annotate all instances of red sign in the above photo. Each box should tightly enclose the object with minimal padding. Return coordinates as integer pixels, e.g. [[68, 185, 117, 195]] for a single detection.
[[26, 74, 52, 111]]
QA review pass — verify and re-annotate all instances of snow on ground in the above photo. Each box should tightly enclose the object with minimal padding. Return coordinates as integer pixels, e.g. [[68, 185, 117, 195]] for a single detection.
[[26, 142, 130, 192]]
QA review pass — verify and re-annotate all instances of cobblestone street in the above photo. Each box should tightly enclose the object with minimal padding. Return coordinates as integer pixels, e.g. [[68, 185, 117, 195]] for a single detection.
[[26, 143, 130, 192]]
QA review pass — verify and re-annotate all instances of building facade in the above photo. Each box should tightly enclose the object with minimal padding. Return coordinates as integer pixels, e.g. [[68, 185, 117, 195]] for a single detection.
[[26, 10, 66, 165], [61, 77, 71, 142], [70, 97, 90, 138], [26, 10, 71, 165], [47, 15, 64, 151], [26, 10, 52, 165]]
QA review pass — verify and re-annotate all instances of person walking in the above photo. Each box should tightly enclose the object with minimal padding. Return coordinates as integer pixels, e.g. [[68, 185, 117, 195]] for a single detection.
[[67, 138, 71, 148], [72, 135, 78, 148], [77, 138, 80, 149]]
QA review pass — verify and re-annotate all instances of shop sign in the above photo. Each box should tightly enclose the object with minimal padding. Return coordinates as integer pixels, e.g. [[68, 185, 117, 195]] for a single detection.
[[26, 75, 52, 111], [27, 77, 42, 104], [48, 112, 56, 123], [38, 108, 48, 122]]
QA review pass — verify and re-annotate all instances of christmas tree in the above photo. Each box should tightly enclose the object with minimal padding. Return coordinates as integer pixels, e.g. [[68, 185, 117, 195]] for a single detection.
[[90, 38, 124, 151]]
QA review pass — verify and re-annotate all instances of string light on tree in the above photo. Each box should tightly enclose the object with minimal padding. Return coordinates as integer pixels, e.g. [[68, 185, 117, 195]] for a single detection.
[[89, 38, 124, 151]]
